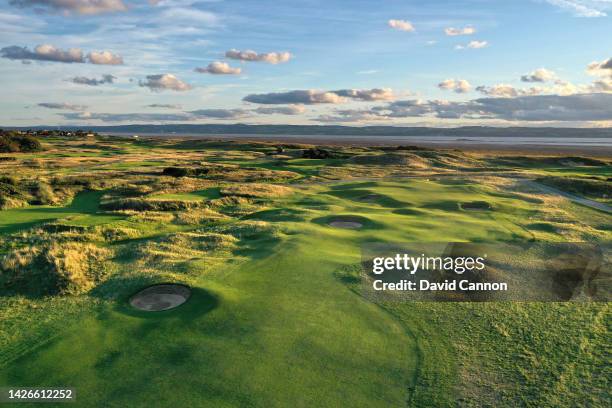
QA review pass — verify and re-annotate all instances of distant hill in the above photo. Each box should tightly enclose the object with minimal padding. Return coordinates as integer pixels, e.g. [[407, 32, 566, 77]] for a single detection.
[[4, 124, 612, 138]]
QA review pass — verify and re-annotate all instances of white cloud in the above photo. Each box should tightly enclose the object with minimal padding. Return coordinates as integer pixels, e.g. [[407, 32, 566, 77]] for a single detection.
[[521, 68, 557, 82], [388, 19, 415, 32], [321, 93, 612, 122], [544, 0, 610, 17], [253, 105, 306, 115], [38, 102, 87, 111], [456, 40, 488, 50], [146, 104, 182, 109], [467, 40, 488, 49], [1, 44, 84, 63], [188, 109, 248, 119], [438, 79, 471, 93], [70, 74, 115, 86], [590, 78, 612, 92], [139, 74, 192, 92], [159, 7, 219, 24], [444, 26, 476, 36], [195, 61, 241, 75], [244, 90, 344, 104], [225, 49, 292, 64], [587, 57, 612, 77], [9, 0, 127, 15], [87, 50, 123, 65], [332, 88, 394, 101], [1, 44, 123, 65], [476, 84, 544, 97], [243, 88, 394, 104]]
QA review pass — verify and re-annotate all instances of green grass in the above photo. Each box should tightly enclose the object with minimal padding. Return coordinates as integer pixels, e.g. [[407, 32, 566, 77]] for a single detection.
[[0, 191, 123, 234], [0, 138, 610, 407], [148, 188, 221, 201]]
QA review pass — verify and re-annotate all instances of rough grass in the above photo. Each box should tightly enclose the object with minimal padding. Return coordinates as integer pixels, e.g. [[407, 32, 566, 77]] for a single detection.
[[220, 183, 293, 198], [1, 242, 113, 296]]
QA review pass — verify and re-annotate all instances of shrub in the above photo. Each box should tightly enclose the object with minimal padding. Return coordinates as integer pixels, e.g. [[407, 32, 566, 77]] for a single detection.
[[0, 133, 42, 153], [302, 148, 336, 159], [162, 167, 209, 177], [32, 181, 57, 205]]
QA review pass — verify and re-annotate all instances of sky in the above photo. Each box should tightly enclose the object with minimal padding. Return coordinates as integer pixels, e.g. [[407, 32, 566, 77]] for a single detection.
[[0, 0, 611, 127]]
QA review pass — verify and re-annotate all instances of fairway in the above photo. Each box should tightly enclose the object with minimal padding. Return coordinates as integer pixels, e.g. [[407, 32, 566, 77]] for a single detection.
[[1, 182, 424, 407]]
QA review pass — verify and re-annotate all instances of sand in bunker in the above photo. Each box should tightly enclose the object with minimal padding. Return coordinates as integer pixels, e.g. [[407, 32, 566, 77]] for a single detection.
[[130, 284, 191, 311], [328, 217, 364, 229]]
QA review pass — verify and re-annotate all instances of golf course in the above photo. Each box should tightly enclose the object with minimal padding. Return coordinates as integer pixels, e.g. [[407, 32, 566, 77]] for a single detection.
[[0, 134, 610, 407]]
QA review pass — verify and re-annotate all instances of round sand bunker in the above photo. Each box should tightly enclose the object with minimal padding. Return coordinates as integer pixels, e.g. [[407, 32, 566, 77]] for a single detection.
[[130, 284, 191, 312], [327, 216, 365, 229], [329, 221, 363, 229]]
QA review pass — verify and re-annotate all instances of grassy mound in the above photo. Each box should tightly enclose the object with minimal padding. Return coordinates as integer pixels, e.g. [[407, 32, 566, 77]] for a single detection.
[[101, 198, 204, 212], [351, 152, 430, 168], [1, 242, 113, 296], [537, 176, 611, 201], [220, 183, 293, 198]]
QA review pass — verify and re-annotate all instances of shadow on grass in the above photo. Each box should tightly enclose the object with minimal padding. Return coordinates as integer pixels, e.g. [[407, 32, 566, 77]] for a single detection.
[[243, 208, 310, 222], [325, 189, 409, 208]]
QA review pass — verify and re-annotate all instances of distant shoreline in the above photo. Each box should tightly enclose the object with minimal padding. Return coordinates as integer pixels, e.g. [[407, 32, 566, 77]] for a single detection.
[[107, 132, 612, 157]]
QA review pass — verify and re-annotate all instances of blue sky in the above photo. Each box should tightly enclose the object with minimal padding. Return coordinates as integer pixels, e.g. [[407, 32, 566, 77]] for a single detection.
[[1, 0, 611, 126]]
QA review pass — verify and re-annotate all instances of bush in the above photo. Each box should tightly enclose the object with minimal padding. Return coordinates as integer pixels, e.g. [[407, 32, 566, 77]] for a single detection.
[[0, 133, 42, 153], [162, 167, 209, 177], [302, 148, 335, 159], [32, 181, 57, 205]]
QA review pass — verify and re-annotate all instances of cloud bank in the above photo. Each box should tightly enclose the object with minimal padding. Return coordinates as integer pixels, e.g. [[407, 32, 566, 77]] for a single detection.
[[243, 88, 394, 104], [1, 44, 123, 64]]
